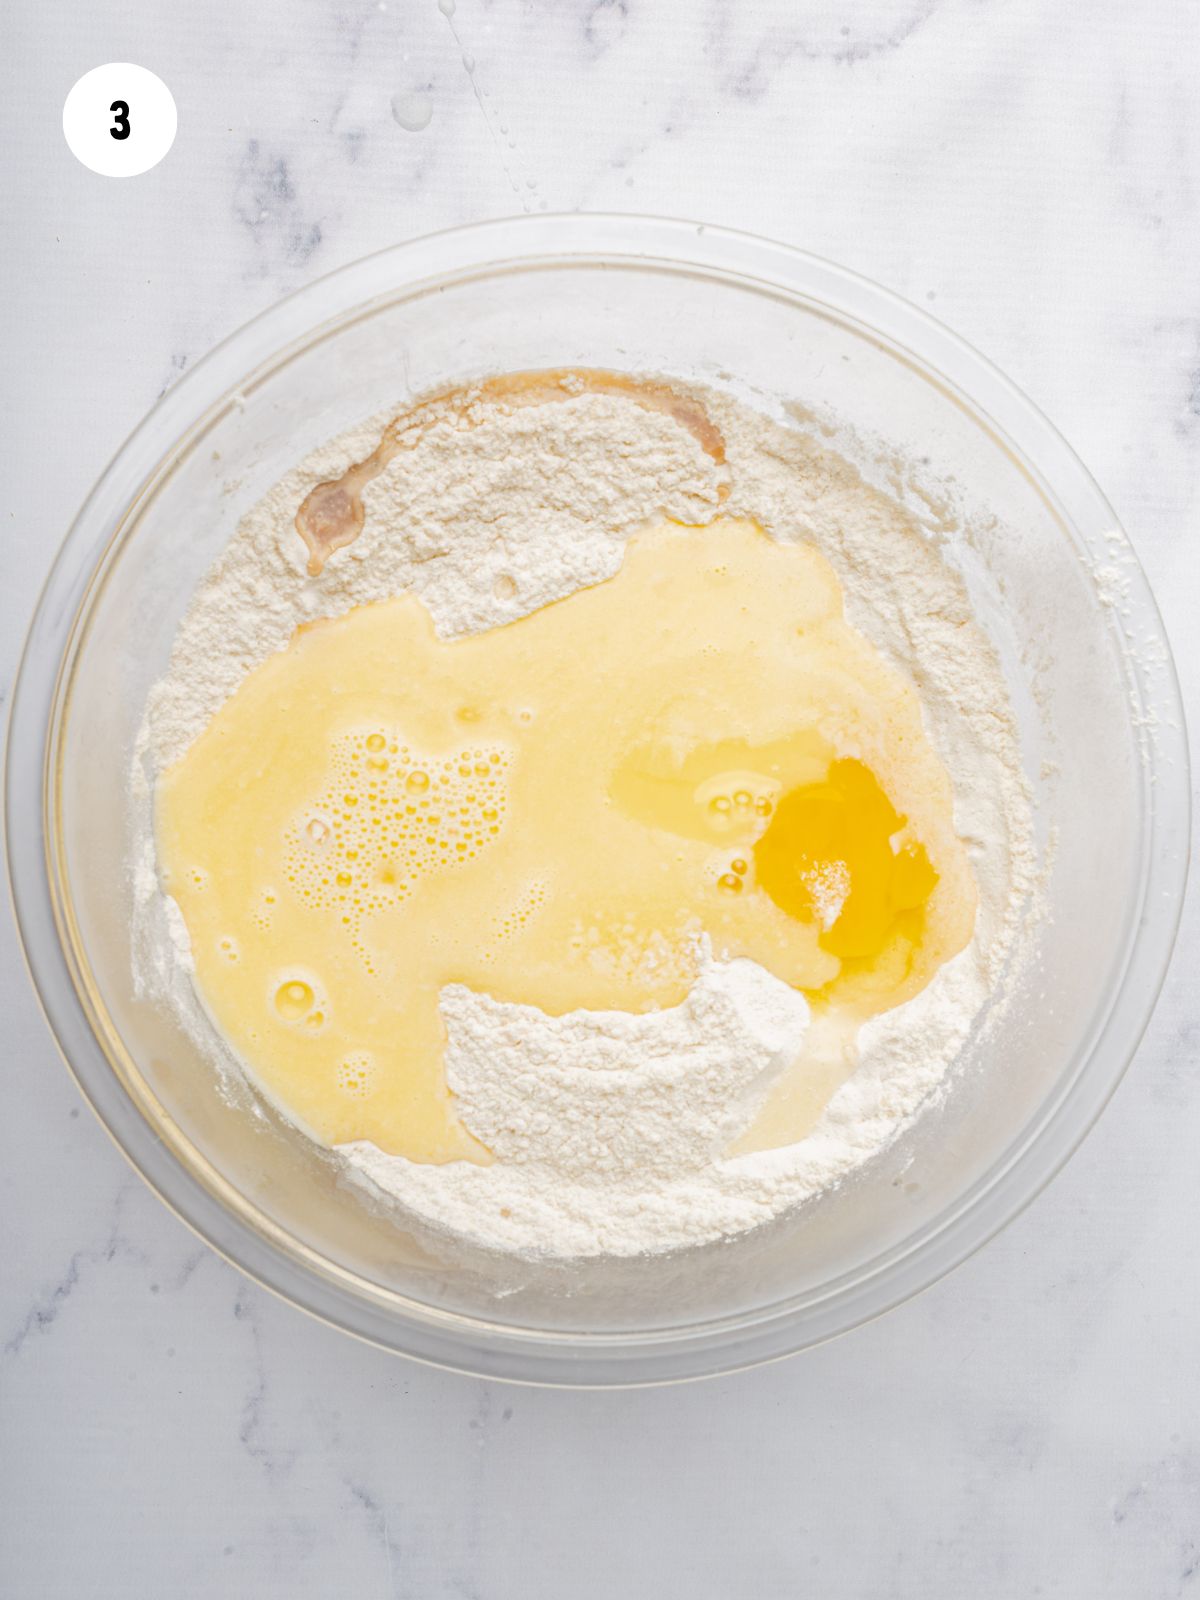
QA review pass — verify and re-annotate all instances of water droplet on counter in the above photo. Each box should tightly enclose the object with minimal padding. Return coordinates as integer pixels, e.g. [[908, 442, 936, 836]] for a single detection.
[[391, 90, 434, 132]]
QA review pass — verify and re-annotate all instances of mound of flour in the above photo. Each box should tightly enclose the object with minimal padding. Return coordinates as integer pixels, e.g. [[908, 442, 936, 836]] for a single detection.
[[135, 378, 1036, 1260]]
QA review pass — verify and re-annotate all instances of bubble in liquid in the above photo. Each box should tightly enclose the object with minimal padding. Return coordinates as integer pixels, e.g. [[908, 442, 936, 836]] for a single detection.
[[717, 873, 744, 894], [493, 573, 518, 600], [365, 733, 387, 753], [305, 818, 330, 846], [274, 980, 314, 1022], [709, 796, 732, 816], [406, 771, 430, 793]]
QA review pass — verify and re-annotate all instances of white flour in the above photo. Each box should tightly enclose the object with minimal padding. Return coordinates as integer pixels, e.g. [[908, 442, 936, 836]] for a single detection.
[[135, 377, 1037, 1261]]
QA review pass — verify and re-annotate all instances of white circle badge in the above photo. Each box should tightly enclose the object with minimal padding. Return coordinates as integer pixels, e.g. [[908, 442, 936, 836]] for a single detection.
[[63, 63, 177, 178]]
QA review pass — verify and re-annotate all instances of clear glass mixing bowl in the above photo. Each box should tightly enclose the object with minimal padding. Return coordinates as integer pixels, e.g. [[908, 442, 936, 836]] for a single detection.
[[5, 216, 1189, 1385]]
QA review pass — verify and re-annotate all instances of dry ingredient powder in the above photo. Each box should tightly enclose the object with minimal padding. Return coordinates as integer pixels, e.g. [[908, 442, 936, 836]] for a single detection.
[[134, 377, 1037, 1260]]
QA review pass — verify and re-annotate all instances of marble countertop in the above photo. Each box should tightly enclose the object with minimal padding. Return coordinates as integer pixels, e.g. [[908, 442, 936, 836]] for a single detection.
[[3, 2, 1197, 1594]]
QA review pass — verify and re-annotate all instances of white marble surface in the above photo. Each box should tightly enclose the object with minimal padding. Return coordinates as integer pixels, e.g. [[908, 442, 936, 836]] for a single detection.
[[3, 2, 1198, 1594]]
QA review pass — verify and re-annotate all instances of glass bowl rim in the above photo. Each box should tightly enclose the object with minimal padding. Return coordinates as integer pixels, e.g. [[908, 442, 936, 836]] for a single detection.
[[4, 213, 1191, 1386]]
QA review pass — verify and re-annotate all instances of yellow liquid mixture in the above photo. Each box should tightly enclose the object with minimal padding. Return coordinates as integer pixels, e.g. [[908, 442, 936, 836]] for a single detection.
[[158, 519, 976, 1163]]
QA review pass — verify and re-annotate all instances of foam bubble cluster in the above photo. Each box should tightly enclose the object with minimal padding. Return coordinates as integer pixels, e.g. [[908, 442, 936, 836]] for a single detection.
[[283, 728, 511, 970], [336, 1050, 376, 1099], [492, 879, 548, 943]]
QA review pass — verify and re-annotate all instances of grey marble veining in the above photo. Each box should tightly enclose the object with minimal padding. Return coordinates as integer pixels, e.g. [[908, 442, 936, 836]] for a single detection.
[[2, 1, 1198, 1595]]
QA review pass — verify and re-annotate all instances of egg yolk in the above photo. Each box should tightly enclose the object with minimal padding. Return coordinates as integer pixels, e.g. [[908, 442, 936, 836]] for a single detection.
[[754, 758, 939, 962]]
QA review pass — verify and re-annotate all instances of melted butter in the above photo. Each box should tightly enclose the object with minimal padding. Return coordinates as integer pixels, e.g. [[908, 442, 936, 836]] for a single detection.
[[157, 518, 977, 1164]]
